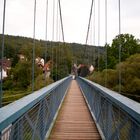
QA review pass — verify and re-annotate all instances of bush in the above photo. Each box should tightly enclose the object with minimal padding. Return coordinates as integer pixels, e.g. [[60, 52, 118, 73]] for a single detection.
[[34, 74, 54, 91], [88, 54, 140, 102]]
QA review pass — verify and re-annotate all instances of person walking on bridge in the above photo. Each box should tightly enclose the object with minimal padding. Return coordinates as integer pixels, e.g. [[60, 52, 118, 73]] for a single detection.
[[72, 63, 78, 79]]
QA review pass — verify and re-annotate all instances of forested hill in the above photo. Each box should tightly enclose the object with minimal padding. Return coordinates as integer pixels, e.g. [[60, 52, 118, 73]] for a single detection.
[[0, 34, 104, 67], [0, 34, 103, 93], [0, 34, 104, 105]]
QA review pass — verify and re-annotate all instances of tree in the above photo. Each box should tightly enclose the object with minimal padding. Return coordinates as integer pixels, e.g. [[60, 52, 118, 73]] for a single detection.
[[116, 54, 140, 95], [51, 43, 72, 80], [107, 34, 140, 69], [89, 54, 140, 102], [12, 61, 32, 89]]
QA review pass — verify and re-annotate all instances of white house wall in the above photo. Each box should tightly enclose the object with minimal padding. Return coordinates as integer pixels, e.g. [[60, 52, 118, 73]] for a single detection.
[[0, 69, 7, 80]]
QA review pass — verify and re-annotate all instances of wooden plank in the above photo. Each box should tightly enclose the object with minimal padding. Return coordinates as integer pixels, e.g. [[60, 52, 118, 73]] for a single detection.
[[48, 80, 101, 140]]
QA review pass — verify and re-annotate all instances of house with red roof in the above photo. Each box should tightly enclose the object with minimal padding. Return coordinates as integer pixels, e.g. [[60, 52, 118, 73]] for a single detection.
[[0, 59, 11, 80]]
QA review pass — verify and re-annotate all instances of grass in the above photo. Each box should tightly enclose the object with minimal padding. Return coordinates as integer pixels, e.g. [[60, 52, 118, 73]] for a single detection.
[[2, 90, 31, 106]]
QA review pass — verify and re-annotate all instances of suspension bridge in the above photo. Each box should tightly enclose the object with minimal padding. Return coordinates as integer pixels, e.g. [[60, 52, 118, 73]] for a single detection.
[[0, 0, 140, 140]]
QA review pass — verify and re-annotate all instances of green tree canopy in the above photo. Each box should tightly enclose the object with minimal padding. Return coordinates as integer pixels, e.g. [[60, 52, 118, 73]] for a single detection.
[[107, 34, 140, 69]]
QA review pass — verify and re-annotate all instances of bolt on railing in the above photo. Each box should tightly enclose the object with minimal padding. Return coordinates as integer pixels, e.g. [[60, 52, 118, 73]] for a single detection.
[[77, 77, 140, 140], [0, 76, 71, 140]]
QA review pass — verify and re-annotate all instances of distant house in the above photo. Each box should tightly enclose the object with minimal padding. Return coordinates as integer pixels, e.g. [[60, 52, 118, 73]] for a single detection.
[[35, 58, 53, 78], [18, 54, 27, 61], [0, 59, 11, 80], [35, 57, 44, 68], [0, 68, 7, 80]]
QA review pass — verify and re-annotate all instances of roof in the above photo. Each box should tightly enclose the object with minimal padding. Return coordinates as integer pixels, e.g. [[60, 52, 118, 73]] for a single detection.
[[0, 59, 11, 68]]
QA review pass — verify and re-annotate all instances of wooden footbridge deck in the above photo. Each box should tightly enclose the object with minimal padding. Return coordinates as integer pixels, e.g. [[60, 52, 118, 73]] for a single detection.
[[48, 80, 101, 140]]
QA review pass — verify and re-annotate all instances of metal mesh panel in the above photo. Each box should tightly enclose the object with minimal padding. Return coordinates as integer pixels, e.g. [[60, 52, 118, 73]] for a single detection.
[[1, 125, 11, 140], [78, 77, 140, 140], [0, 77, 71, 140]]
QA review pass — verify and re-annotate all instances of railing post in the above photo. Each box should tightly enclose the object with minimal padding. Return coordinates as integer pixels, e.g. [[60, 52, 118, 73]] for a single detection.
[[10, 123, 16, 140], [17, 121, 20, 140], [44, 98, 50, 132], [40, 100, 46, 140], [106, 104, 112, 139], [19, 119, 23, 140], [97, 95, 101, 123], [130, 122, 140, 140], [0, 132, 1, 140]]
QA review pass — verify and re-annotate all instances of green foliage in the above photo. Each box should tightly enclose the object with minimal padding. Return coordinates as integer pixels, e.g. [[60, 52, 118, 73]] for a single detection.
[[88, 69, 118, 88], [69, 43, 102, 65], [1, 34, 97, 106], [97, 34, 140, 71], [3, 78, 14, 90], [34, 74, 53, 91], [88, 54, 140, 102], [2, 89, 31, 106], [12, 61, 32, 89], [50, 43, 72, 80], [106, 34, 140, 69], [116, 54, 140, 94]]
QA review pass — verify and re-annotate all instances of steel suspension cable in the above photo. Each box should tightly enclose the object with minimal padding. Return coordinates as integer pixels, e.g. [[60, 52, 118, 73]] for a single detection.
[[118, 0, 121, 133], [105, 0, 107, 44], [105, 0, 108, 87], [45, 0, 48, 63], [51, 0, 55, 78], [32, 0, 37, 92], [44, 0, 48, 84], [56, 0, 59, 42], [118, 0, 121, 37], [83, 0, 94, 63], [85, 0, 94, 45], [58, 0, 65, 42], [0, 0, 6, 107], [93, 0, 96, 66], [89, 17, 93, 65], [118, 0, 121, 94], [58, 0, 66, 78], [87, 0, 95, 65], [55, 0, 60, 80], [98, 0, 100, 71], [52, 0, 55, 42], [57, 3, 61, 79], [56, 1, 61, 79], [57, 3, 61, 74], [93, 0, 95, 46]]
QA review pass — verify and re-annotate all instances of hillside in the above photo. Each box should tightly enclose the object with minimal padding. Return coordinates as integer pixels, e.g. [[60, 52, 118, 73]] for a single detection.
[[0, 34, 104, 105], [87, 34, 140, 102], [0, 34, 104, 66]]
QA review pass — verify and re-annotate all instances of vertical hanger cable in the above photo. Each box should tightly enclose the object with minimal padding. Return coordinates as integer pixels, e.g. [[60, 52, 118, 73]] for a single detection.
[[0, 0, 7, 107]]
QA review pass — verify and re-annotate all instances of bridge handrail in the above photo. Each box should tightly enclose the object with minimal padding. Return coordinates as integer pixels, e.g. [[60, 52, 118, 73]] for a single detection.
[[80, 77, 140, 123], [0, 76, 71, 139], [78, 77, 140, 140]]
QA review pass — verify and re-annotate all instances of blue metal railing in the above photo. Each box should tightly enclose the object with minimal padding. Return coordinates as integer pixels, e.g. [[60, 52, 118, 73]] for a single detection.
[[0, 76, 71, 140], [77, 77, 140, 140]]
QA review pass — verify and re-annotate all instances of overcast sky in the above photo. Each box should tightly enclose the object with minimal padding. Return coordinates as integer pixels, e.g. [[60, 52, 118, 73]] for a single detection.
[[0, 0, 140, 46]]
